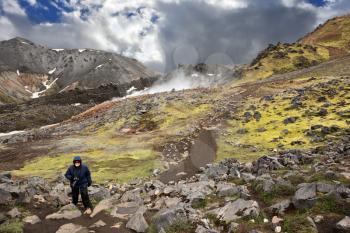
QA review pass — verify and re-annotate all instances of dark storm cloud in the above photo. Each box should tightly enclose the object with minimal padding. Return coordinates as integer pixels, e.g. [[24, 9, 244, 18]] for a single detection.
[[156, 0, 318, 71]]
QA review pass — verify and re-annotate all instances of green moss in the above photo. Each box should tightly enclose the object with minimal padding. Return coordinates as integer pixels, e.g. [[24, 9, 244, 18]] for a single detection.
[[216, 80, 349, 162], [282, 213, 317, 233], [165, 220, 194, 233], [312, 195, 350, 215], [191, 198, 207, 209], [13, 149, 161, 183], [0, 219, 24, 233]]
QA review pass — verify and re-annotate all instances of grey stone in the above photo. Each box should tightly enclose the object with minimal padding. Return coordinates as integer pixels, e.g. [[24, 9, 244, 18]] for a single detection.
[[46, 204, 82, 220], [216, 183, 239, 197], [0, 212, 6, 224], [0, 189, 12, 204], [88, 185, 110, 200], [164, 197, 181, 208], [23, 215, 41, 225], [126, 213, 149, 233], [316, 183, 335, 193], [56, 223, 89, 233], [90, 194, 120, 218], [211, 198, 260, 222], [89, 220, 106, 228], [241, 173, 256, 182], [336, 216, 350, 230], [195, 225, 219, 233], [153, 206, 187, 231], [111, 202, 145, 220], [293, 183, 316, 209], [6, 208, 21, 218], [269, 199, 291, 215]]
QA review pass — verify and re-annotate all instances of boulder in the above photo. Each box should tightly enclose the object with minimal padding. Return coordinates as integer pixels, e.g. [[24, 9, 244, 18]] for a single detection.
[[89, 220, 106, 228], [0, 189, 12, 204], [23, 215, 41, 225], [46, 204, 82, 220], [111, 202, 145, 220], [6, 208, 21, 218], [195, 225, 219, 233], [152, 206, 187, 231], [56, 223, 88, 233], [336, 216, 350, 231], [0, 212, 6, 224], [90, 194, 120, 218], [292, 183, 316, 209], [316, 183, 335, 193], [126, 212, 149, 233], [269, 199, 291, 215], [88, 185, 110, 200], [179, 181, 213, 203], [121, 188, 143, 204], [164, 197, 181, 208], [210, 198, 260, 222], [216, 183, 240, 197]]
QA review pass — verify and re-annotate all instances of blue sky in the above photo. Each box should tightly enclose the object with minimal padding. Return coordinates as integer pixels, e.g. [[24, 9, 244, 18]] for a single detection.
[[11, 0, 334, 25], [0, 0, 349, 72]]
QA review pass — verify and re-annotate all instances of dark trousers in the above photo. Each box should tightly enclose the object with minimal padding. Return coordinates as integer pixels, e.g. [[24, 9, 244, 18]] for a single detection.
[[72, 185, 92, 209]]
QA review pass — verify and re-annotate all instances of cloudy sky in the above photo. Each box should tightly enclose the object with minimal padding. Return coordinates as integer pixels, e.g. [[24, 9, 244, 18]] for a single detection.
[[0, 0, 349, 73]]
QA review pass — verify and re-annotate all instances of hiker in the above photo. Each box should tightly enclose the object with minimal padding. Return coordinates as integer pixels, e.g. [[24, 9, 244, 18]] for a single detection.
[[65, 156, 93, 214]]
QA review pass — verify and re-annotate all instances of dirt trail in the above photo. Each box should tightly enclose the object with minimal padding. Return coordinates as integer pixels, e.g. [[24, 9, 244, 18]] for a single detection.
[[160, 129, 217, 183], [23, 203, 132, 233]]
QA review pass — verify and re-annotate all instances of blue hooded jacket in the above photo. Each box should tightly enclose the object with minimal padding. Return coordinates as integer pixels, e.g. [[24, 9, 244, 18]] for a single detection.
[[65, 156, 92, 188]]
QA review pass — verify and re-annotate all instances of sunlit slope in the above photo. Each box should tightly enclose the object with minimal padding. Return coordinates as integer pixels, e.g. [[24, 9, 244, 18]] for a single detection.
[[299, 14, 350, 57]]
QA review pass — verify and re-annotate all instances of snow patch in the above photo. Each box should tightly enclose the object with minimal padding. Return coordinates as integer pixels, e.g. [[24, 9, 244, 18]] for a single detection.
[[207, 73, 215, 76], [48, 67, 56, 74], [40, 123, 59, 130], [16, 70, 20, 76], [32, 78, 59, 99], [95, 64, 103, 70], [126, 86, 137, 94], [72, 103, 81, 106], [191, 73, 199, 77], [0, 130, 26, 137], [78, 49, 86, 53], [21, 41, 29, 45], [52, 49, 64, 52]]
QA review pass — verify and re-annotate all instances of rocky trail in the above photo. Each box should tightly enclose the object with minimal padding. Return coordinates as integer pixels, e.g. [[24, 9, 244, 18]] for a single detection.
[[0, 127, 349, 233]]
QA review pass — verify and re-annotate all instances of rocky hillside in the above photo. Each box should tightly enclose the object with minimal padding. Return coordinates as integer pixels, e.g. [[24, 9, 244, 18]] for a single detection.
[[299, 14, 350, 57], [242, 15, 350, 82], [0, 37, 159, 104]]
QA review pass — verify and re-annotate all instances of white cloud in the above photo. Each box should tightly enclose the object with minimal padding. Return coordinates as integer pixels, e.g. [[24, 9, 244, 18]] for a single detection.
[[1, 0, 26, 16], [0, 0, 349, 73], [27, 0, 37, 6]]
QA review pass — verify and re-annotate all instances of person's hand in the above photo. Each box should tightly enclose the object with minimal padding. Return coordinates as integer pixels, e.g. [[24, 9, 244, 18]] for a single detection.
[[73, 177, 79, 181]]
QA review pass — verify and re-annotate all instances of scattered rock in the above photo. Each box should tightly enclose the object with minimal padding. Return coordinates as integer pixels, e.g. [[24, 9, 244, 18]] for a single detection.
[[23, 215, 41, 225], [89, 220, 106, 228], [90, 194, 120, 218], [269, 199, 291, 215], [126, 213, 149, 233], [56, 223, 88, 233], [210, 198, 260, 222], [292, 183, 316, 209], [195, 225, 219, 233], [46, 204, 82, 220], [283, 117, 298, 124], [336, 216, 350, 231], [6, 208, 21, 218]]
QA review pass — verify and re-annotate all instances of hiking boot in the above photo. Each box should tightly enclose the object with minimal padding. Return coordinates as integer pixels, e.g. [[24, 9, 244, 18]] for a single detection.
[[84, 208, 92, 215]]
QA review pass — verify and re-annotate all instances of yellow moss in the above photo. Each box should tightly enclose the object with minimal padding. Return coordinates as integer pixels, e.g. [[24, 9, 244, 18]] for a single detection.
[[216, 79, 349, 162], [13, 149, 161, 183], [243, 44, 330, 82]]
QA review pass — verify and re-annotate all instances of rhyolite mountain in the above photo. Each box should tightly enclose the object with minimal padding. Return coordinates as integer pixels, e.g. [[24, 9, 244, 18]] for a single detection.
[[0, 37, 160, 104]]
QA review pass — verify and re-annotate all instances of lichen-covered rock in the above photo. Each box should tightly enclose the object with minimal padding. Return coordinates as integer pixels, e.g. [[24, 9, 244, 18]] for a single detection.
[[46, 204, 81, 220]]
